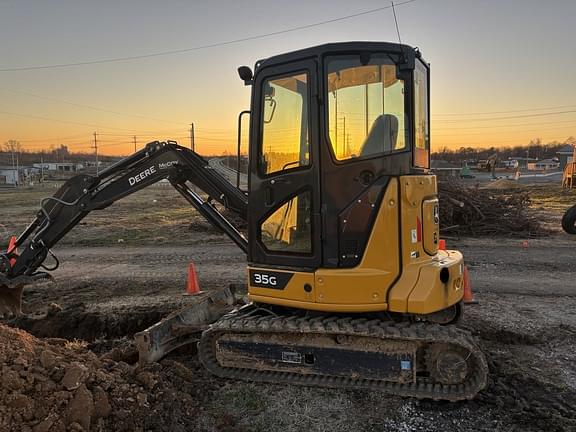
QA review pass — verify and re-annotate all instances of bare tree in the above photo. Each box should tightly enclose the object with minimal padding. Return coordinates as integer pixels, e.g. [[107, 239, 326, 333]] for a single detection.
[[3, 140, 22, 186], [2, 139, 22, 153]]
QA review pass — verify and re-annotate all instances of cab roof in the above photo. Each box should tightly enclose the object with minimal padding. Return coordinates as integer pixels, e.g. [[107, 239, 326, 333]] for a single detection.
[[254, 41, 420, 71]]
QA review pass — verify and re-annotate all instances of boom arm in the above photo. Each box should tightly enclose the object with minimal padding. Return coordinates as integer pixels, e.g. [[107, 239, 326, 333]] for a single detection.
[[0, 141, 248, 282]]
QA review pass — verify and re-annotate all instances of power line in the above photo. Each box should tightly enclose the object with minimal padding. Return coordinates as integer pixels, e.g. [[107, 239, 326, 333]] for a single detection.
[[435, 136, 573, 147], [433, 118, 576, 131], [0, 109, 196, 135], [433, 123, 576, 137], [0, 0, 418, 72], [17, 133, 91, 143], [434, 109, 576, 123], [432, 104, 576, 116], [0, 109, 151, 132], [0, 87, 187, 125]]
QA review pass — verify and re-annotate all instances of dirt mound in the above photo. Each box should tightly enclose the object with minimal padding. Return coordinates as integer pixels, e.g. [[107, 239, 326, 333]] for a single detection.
[[480, 179, 525, 190], [0, 324, 202, 432]]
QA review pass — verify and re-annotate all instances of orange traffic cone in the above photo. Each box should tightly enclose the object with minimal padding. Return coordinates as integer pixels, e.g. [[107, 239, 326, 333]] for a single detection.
[[462, 265, 477, 304], [7, 236, 17, 267], [185, 262, 201, 295]]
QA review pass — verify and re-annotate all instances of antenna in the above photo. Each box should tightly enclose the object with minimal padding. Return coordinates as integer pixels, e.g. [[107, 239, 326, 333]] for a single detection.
[[391, 1, 406, 63]]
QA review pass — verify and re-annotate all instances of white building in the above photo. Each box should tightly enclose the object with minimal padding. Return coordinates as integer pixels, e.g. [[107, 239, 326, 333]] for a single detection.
[[33, 162, 83, 172], [0, 166, 38, 185], [0, 166, 19, 185], [527, 159, 560, 171]]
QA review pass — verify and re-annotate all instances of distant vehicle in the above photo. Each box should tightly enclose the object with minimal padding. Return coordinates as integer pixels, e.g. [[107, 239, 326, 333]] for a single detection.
[[562, 204, 576, 234], [503, 160, 519, 169], [459, 166, 475, 178]]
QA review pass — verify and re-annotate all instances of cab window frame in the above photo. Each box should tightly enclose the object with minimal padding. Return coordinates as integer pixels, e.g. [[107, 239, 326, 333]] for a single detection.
[[322, 52, 412, 165], [257, 69, 312, 178]]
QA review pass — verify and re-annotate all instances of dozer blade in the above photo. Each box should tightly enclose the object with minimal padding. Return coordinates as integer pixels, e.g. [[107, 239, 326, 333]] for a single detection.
[[135, 285, 243, 365]]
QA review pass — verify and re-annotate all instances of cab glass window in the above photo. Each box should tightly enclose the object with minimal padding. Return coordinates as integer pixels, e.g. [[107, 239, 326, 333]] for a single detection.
[[261, 191, 312, 253], [327, 55, 406, 161], [414, 60, 429, 150], [260, 73, 310, 175]]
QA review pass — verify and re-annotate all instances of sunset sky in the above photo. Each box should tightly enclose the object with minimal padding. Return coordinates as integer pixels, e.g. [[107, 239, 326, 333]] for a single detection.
[[1, 0, 575, 156]]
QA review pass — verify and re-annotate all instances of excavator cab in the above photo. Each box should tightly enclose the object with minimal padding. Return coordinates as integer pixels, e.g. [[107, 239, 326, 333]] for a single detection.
[[242, 43, 462, 319]]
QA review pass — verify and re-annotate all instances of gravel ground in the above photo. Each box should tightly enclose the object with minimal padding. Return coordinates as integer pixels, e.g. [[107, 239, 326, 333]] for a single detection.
[[1, 185, 575, 431]]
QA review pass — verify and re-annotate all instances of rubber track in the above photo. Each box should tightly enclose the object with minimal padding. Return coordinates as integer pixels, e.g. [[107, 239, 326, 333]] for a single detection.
[[198, 312, 488, 401]]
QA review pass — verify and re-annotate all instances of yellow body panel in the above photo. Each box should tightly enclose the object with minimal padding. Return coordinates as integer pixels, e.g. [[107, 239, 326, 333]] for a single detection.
[[314, 177, 400, 307], [249, 268, 315, 303], [248, 174, 464, 315]]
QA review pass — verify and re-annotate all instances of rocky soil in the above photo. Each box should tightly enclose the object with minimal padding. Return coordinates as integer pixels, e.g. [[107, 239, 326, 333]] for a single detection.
[[0, 324, 209, 432]]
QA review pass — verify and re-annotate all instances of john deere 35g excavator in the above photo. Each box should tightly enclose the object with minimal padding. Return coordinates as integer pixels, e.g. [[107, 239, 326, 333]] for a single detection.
[[0, 42, 487, 401]]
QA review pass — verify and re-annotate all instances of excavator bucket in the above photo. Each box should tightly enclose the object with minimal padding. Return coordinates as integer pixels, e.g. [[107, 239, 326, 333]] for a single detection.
[[0, 278, 24, 318], [0, 236, 23, 317], [0, 237, 52, 318]]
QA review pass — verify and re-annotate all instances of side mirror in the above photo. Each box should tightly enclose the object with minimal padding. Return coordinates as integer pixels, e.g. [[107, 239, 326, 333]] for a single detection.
[[238, 66, 253, 85]]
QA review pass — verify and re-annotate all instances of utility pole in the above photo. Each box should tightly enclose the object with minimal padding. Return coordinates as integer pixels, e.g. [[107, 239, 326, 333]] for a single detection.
[[346, 133, 351, 156], [342, 116, 346, 158], [190, 122, 195, 151], [93, 132, 99, 176], [133, 136, 137, 153], [10, 145, 15, 188], [16, 150, 19, 187], [40, 153, 44, 183]]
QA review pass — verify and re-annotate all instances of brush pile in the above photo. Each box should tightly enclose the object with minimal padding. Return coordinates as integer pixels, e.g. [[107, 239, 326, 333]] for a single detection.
[[438, 180, 546, 237]]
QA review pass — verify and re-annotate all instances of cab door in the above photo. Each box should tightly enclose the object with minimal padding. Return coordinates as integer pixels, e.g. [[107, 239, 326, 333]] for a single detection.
[[248, 59, 321, 269]]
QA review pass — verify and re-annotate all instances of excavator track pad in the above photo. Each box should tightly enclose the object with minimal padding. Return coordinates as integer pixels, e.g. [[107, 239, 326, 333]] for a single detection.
[[199, 308, 488, 401]]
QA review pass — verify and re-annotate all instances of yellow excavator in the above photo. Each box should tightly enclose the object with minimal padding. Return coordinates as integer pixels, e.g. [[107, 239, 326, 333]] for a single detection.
[[0, 42, 487, 401]]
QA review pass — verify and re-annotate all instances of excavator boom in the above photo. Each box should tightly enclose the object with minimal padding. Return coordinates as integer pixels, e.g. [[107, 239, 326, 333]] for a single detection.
[[0, 141, 248, 315]]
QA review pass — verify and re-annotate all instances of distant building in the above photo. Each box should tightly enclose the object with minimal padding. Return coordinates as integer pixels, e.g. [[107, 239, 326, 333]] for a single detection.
[[527, 159, 560, 171], [0, 166, 19, 185], [0, 166, 38, 185], [33, 162, 83, 172], [557, 144, 575, 170], [508, 156, 538, 170]]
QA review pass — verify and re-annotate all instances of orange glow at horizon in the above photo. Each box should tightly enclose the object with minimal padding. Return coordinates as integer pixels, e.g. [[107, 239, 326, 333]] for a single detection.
[[3, 91, 575, 157]]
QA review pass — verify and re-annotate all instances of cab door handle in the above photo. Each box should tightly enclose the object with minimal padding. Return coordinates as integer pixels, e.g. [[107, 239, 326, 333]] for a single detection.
[[270, 178, 288, 185]]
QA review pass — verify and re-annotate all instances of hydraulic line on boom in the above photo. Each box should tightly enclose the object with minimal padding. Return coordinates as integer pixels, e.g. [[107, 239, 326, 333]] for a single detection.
[[0, 141, 248, 314]]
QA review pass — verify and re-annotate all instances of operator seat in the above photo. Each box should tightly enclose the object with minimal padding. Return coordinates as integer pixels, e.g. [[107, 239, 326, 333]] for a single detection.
[[360, 114, 399, 156]]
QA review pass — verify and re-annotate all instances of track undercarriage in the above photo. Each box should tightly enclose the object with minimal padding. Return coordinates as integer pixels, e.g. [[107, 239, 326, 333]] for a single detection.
[[197, 302, 487, 401]]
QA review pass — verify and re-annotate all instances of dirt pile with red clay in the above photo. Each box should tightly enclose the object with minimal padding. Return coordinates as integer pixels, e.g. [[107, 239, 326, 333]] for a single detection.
[[0, 324, 202, 432]]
